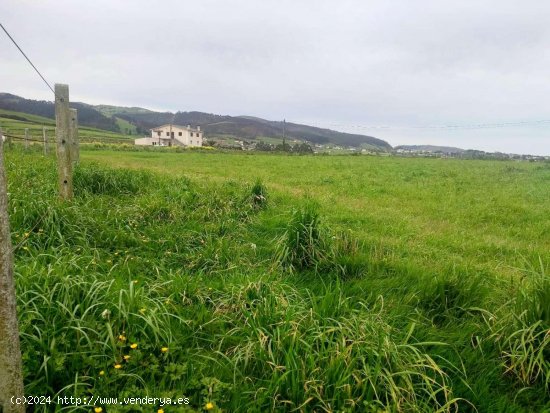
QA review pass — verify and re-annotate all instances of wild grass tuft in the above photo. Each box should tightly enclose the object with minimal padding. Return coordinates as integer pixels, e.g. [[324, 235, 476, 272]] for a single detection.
[[275, 203, 329, 272], [74, 163, 151, 196], [501, 262, 550, 387], [248, 179, 268, 210]]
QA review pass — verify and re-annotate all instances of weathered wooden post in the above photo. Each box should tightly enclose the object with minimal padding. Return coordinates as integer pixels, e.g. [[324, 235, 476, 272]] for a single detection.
[[0, 129, 26, 413], [42, 127, 47, 156], [54, 84, 73, 200], [24, 128, 29, 150], [69, 109, 79, 164], [4, 129, 11, 148]]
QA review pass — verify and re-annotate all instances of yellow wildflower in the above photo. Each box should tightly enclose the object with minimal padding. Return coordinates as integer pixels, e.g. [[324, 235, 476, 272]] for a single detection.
[[118, 335, 126, 342], [139, 308, 146, 314], [158, 409, 164, 413], [161, 347, 169, 353], [123, 355, 130, 360], [133, 280, 138, 284], [205, 402, 214, 410], [114, 364, 122, 369], [130, 343, 138, 349], [99, 370, 105, 376], [94, 407, 103, 413]]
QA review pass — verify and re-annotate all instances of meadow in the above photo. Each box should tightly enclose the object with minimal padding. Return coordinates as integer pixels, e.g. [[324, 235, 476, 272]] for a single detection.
[[0, 109, 132, 143], [4, 144, 550, 412]]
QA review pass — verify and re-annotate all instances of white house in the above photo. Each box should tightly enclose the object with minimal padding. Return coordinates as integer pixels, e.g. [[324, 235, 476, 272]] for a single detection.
[[135, 124, 203, 147]]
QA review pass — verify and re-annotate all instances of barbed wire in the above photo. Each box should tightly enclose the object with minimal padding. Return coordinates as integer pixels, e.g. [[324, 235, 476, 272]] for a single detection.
[[4, 134, 44, 143]]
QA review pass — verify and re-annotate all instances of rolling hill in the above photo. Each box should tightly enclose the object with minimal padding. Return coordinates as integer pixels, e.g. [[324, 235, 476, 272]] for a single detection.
[[0, 93, 119, 132], [395, 145, 465, 153], [0, 93, 392, 150]]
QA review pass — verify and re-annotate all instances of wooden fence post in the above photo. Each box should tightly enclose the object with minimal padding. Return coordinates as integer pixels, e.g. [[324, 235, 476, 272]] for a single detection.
[[43, 127, 47, 156], [4, 129, 11, 148], [24, 128, 29, 150], [54, 84, 73, 200], [0, 129, 26, 413], [69, 109, 79, 164]]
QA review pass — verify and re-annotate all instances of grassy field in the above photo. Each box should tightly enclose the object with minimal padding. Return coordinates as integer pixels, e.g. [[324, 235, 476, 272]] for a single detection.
[[4, 145, 550, 412], [0, 109, 132, 142]]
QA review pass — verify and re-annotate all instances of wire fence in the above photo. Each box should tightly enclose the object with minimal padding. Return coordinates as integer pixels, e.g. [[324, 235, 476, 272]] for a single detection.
[[2, 131, 135, 144]]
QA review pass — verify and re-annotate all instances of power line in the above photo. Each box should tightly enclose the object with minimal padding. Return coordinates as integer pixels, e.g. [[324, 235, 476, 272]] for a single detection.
[[294, 119, 550, 132], [0, 22, 55, 95]]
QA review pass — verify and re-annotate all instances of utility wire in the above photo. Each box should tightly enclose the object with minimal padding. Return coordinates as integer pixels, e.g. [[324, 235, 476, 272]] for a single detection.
[[291, 118, 550, 131], [0, 22, 55, 95], [2, 20, 547, 134]]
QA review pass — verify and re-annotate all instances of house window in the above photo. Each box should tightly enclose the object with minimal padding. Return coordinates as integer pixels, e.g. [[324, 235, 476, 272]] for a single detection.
[[179, 132, 182, 136], [157, 131, 161, 136], [153, 142, 157, 146], [166, 131, 169, 136], [190, 132, 193, 137]]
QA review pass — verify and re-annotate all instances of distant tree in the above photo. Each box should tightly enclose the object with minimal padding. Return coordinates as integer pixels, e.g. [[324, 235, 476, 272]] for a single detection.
[[293, 142, 314, 154], [255, 141, 274, 151], [274, 142, 292, 152]]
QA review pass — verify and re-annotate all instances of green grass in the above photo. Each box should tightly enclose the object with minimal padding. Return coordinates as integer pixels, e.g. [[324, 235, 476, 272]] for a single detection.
[[114, 116, 138, 135], [4, 146, 550, 412], [0, 109, 133, 143]]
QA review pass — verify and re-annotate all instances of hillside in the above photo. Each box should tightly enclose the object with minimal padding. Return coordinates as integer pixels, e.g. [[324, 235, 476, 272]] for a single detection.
[[0, 93, 119, 132], [0, 108, 131, 142], [113, 110, 392, 150], [0, 92, 392, 150], [395, 145, 465, 153]]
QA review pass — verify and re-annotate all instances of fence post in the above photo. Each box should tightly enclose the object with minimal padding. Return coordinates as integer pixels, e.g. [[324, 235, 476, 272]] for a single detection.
[[4, 129, 11, 148], [69, 109, 79, 164], [24, 128, 29, 150], [43, 127, 48, 156], [0, 130, 26, 413], [55, 84, 73, 200]]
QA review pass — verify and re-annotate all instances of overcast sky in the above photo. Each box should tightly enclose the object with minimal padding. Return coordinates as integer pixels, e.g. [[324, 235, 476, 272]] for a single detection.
[[1, 1, 550, 154]]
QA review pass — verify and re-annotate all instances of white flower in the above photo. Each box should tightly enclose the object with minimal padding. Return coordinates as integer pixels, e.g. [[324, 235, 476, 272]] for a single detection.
[[101, 309, 111, 319]]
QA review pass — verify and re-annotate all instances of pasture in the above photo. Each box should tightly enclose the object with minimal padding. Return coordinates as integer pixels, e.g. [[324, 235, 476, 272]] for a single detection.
[[5, 146, 550, 412]]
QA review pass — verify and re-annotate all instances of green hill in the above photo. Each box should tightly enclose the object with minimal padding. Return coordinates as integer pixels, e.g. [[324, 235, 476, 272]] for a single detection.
[[0, 92, 392, 150], [0, 108, 130, 142], [0, 93, 119, 132], [113, 110, 392, 150]]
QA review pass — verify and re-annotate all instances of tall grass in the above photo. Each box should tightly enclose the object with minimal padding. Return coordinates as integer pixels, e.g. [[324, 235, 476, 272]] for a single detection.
[[74, 163, 151, 195], [275, 204, 328, 272], [501, 262, 550, 388], [4, 148, 549, 411]]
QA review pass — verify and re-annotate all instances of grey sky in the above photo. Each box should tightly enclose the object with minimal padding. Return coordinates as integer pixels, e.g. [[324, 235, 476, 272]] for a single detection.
[[1, 0, 549, 154]]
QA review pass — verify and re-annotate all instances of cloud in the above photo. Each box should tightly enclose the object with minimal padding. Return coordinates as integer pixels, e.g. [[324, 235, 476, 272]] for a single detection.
[[1, 0, 549, 154]]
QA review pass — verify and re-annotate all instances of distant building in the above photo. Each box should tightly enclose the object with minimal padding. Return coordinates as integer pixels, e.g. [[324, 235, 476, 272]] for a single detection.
[[135, 124, 203, 147]]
